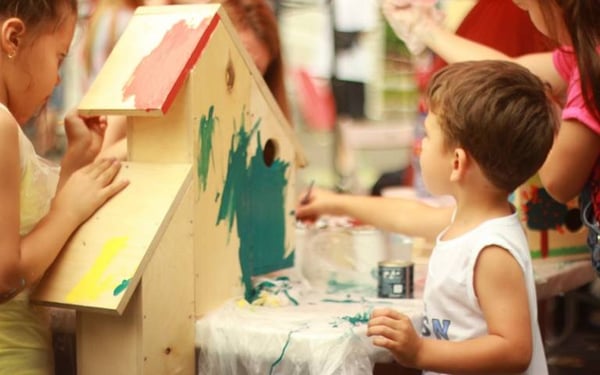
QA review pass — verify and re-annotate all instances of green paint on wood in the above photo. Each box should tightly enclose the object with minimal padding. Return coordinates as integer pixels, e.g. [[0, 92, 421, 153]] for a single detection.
[[113, 279, 130, 296], [197, 105, 216, 191], [216, 110, 294, 302]]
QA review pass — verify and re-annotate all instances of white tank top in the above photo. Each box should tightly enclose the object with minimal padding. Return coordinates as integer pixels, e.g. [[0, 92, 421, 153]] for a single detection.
[[422, 212, 547, 375]]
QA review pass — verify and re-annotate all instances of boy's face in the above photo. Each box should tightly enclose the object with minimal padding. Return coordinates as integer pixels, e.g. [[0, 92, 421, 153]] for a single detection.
[[419, 112, 453, 196]]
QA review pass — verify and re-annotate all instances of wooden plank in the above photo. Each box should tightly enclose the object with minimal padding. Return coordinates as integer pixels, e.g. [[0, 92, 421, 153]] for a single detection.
[[215, 5, 307, 167], [127, 76, 193, 163], [77, 291, 141, 375], [76, 183, 195, 375], [78, 4, 220, 116], [189, 21, 299, 315], [141, 183, 195, 374], [31, 162, 192, 315]]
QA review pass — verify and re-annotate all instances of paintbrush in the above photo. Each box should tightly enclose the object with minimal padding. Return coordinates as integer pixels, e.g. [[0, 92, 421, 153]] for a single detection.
[[300, 180, 315, 205]]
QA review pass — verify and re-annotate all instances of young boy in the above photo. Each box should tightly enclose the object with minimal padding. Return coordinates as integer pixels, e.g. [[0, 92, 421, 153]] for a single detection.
[[296, 60, 557, 374]]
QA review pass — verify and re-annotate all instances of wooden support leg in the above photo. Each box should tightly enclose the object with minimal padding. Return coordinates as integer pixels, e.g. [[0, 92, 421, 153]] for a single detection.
[[77, 185, 195, 374]]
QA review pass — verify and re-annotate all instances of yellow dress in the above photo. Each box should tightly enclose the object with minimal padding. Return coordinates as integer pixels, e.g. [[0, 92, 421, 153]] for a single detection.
[[0, 104, 59, 375]]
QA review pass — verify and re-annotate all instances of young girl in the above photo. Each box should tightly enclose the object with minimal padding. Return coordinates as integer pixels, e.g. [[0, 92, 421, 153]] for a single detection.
[[0, 1, 129, 372], [382, 0, 600, 273]]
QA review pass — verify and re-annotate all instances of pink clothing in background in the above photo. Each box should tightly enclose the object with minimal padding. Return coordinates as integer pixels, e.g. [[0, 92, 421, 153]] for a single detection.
[[553, 47, 600, 134]]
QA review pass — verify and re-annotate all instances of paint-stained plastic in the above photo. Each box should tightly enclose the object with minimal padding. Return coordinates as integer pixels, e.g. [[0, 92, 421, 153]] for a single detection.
[[195, 271, 424, 375]]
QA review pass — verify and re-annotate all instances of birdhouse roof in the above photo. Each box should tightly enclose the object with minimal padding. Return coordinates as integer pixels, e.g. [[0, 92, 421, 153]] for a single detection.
[[79, 4, 221, 116]]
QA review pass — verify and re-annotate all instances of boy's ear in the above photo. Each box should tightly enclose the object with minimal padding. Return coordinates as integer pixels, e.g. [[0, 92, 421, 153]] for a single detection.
[[449, 147, 468, 182], [1, 18, 26, 57]]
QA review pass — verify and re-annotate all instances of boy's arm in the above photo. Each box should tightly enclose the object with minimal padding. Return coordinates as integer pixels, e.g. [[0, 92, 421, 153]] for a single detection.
[[414, 246, 533, 373], [296, 188, 453, 241]]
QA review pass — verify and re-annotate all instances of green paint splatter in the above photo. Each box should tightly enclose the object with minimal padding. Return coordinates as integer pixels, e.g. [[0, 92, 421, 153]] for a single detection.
[[216, 110, 294, 302], [341, 311, 371, 326], [197, 105, 216, 191], [330, 310, 372, 327], [270, 328, 303, 374], [113, 279, 130, 296], [326, 279, 372, 294]]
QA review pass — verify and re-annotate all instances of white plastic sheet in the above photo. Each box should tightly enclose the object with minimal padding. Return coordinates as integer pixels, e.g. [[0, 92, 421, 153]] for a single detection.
[[196, 276, 423, 375]]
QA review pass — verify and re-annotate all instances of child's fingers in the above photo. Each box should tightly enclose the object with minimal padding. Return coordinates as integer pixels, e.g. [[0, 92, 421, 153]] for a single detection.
[[101, 178, 130, 200], [79, 158, 115, 181], [370, 307, 405, 320], [96, 159, 123, 186]]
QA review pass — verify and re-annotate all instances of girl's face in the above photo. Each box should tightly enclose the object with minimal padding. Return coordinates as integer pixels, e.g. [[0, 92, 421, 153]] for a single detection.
[[419, 112, 453, 196], [6, 12, 76, 124], [512, 0, 570, 44]]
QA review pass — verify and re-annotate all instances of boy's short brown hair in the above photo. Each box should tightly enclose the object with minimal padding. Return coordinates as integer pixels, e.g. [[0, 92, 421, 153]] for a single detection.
[[426, 60, 558, 192]]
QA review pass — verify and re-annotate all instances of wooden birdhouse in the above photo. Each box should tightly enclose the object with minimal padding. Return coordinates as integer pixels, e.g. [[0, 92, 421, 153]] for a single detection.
[[31, 4, 306, 374], [515, 175, 588, 260]]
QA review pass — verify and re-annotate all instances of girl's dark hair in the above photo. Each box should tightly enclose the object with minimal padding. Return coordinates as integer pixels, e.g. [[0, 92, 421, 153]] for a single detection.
[[0, 0, 78, 31], [541, 0, 600, 123]]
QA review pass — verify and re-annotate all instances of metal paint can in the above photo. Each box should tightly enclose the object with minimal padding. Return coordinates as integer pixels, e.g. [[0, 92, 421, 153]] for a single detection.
[[377, 260, 414, 298]]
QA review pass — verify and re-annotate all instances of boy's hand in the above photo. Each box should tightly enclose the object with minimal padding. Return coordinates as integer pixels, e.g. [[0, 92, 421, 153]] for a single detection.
[[295, 187, 341, 223], [367, 307, 422, 368], [52, 158, 129, 226]]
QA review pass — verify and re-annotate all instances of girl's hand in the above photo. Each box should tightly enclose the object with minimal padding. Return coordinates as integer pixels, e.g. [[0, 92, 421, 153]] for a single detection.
[[52, 158, 129, 226], [367, 308, 423, 368], [381, 0, 442, 55], [62, 111, 107, 168], [59, 112, 108, 187]]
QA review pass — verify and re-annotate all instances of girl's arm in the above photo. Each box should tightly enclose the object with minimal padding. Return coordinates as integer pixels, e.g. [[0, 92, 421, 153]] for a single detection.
[[383, 3, 566, 95], [98, 115, 127, 157], [19, 159, 129, 287], [0, 117, 25, 300], [424, 23, 564, 95], [0, 112, 128, 300], [423, 21, 600, 203], [296, 188, 453, 241], [540, 118, 600, 203]]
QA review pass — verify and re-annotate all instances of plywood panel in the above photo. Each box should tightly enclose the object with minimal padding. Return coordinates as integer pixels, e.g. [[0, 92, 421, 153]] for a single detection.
[[141, 183, 195, 374], [127, 78, 193, 163], [189, 21, 299, 315], [31, 162, 192, 314]]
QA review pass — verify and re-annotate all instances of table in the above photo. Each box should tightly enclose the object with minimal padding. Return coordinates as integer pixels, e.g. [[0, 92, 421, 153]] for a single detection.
[[195, 272, 424, 375], [195, 241, 597, 374], [531, 257, 597, 349]]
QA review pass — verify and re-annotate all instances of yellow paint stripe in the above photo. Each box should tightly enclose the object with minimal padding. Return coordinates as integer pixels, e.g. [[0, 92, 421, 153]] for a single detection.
[[66, 236, 129, 303]]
